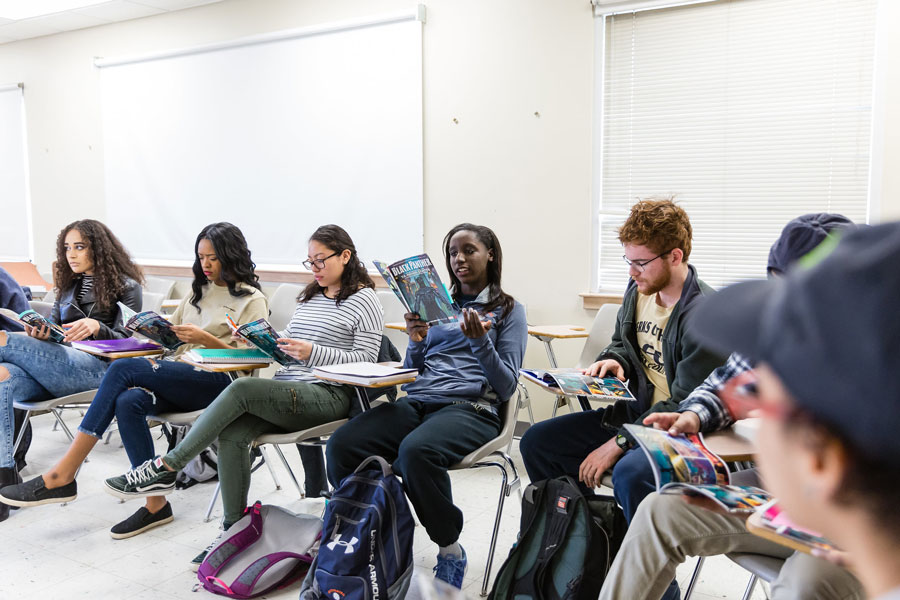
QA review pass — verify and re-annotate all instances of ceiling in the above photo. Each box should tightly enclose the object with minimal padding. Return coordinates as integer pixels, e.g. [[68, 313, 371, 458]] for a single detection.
[[0, 0, 224, 44]]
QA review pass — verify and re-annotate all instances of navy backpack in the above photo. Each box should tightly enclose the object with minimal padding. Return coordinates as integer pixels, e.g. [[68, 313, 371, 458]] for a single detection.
[[299, 455, 415, 600]]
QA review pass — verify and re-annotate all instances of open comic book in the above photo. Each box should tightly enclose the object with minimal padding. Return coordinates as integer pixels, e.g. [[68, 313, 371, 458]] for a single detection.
[[747, 500, 838, 554], [519, 368, 636, 402], [226, 315, 299, 366], [373, 254, 460, 325], [118, 302, 183, 350], [0, 308, 67, 343], [624, 424, 772, 514]]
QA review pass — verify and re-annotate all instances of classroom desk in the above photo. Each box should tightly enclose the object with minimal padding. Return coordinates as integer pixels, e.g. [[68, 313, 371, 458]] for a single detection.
[[527, 325, 588, 369], [744, 511, 828, 556], [74, 346, 165, 361], [313, 361, 416, 412], [704, 428, 756, 463], [180, 358, 272, 381], [385, 322, 406, 332]]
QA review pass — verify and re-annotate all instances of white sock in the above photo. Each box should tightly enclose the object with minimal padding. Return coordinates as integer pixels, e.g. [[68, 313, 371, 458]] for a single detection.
[[439, 542, 461, 557]]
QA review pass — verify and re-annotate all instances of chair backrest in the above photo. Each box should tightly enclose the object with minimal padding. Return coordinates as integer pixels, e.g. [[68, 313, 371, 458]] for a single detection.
[[377, 289, 409, 355], [28, 300, 53, 318], [268, 283, 304, 331], [143, 276, 176, 298], [141, 291, 165, 314], [452, 390, 520, 469], [575, 303, 621, 369]]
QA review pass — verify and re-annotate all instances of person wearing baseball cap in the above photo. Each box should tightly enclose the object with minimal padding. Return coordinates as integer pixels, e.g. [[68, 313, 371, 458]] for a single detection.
[[689, 221, 900, 600]]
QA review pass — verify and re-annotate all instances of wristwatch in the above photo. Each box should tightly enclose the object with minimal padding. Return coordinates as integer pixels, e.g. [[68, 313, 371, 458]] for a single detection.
[[615, 433, 632, 451]]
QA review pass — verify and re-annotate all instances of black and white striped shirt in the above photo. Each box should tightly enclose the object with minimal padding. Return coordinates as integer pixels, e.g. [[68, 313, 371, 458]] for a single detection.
[[77, 275, 94, 304], [274, 287, 384, 383]]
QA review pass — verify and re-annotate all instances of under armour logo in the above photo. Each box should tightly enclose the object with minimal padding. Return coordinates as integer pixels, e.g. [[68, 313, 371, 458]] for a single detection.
[[326, 533, 359, 554]]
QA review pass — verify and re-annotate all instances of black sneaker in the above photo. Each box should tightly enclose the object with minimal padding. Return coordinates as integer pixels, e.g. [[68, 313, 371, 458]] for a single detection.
[[110, 502, 174, 539], [104, 457, 177, 500], [190, 529, 226, 572], [0, 476, 77, 507]]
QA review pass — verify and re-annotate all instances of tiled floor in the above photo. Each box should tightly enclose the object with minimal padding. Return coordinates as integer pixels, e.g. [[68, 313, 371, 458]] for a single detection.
[[2, 411, 767, 599]]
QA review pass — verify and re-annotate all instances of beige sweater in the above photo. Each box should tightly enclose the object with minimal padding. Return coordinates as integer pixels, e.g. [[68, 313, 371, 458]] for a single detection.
[[169, 282, 269, 356]]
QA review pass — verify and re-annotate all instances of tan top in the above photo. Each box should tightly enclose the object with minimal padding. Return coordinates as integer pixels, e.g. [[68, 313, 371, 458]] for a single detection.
[[169, 282, 269, 357], [635, 292, 675, 406]]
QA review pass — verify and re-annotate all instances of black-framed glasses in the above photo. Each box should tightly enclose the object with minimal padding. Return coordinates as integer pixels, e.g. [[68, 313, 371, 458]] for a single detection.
[[302, 252, 339, 270], [622, 249, 673, 273]]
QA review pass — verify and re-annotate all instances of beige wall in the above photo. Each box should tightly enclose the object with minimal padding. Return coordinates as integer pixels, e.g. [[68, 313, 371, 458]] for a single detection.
[[0, 0, 897, 420]]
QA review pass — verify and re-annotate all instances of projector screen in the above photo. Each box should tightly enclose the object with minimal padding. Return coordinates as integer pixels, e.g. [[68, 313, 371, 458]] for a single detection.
[[98, 10, 423, 269]]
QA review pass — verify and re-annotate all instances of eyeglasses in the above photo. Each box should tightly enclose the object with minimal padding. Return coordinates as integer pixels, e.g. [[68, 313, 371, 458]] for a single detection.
[[622, 249, 672, 273], [302, 252, 339, 271]]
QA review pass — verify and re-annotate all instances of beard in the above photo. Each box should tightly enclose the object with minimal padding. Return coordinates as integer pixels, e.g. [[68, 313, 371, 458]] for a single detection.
[[635, 263, 672, 296]]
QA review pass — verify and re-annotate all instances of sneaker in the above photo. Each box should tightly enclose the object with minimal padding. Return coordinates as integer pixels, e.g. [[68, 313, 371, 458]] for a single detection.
[[0, 476, 77, 507], [433, 545, 467, 589], [110, 502, 174, 539], [104, 457, 177, 500], [190, 529, 227, 572]]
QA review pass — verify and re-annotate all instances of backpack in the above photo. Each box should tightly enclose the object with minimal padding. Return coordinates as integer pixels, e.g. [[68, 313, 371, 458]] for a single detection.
[[299, 455, 415, 600], [163, 424, 237, 489], [197, 501, 322, 599], [489, 477, 628, 600]]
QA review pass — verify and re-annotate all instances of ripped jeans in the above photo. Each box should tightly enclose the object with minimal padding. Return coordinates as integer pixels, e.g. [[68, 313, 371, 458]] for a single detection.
[[78, 357, 231, 468]]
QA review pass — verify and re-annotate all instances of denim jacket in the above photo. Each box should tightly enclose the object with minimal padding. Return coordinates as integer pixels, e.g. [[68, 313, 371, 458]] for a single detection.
[[51, 276, 142, 340]]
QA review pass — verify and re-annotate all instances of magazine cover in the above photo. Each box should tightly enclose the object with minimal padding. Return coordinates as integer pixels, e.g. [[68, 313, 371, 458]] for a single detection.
[[519, 368, 636, 401], [623, 424, 730, 489], [230, 317, 299, 366], [125, 311, 184, 350], [750, 500, 838, 553], [1, 309, 68, 343], [374, 254, 460, 325], [659, 483, 772, 514]]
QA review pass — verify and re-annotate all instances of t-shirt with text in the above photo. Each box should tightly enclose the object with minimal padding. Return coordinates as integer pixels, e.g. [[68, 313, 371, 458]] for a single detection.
[[635, 291, 676, 406]]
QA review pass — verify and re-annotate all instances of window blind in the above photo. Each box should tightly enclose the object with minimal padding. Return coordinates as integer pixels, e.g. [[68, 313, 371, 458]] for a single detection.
[[596, 0, 877, 291]]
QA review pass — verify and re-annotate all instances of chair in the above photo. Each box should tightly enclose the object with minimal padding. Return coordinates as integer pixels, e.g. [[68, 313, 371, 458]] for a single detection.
[[141, 291, 164, 314], [267, 283, 304, 331], [377, 290, 409, 356], [28, 300, 53, 318], [727, 553, 784, 600], [143, 276, 176, 300], [449, 390, 523, 597]]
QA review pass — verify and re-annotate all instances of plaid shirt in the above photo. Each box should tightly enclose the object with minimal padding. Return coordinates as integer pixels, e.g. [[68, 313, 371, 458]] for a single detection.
[[677, 352, 753, 433]]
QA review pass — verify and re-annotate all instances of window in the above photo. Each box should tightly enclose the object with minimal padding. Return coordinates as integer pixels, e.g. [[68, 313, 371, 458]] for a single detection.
[[0, 83, 31, 261], [594, 0, 878, 291]]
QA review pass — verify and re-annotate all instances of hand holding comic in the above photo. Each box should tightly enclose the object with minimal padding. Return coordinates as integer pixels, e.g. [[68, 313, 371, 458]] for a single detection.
[[405, 312, 430, 343], [644, 411, 701, 436], [277, 338, 312, 361]]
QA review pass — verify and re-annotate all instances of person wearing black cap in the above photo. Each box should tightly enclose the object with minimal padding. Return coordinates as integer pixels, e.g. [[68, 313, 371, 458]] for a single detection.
[[601, 213, 861, 600]]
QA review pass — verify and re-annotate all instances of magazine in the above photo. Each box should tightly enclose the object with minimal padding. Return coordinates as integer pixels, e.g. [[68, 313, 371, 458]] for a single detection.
[[747, 500, 838, 554], [0, 308, 67, 343], [373, 254, 460, 325], [226, 315, 299, 366], [124, 310, 184, 350], [624, 424, 772, 514], [312, 362, 418, 386], [519, 368, 636, 401], [183, 348, 273, 365]]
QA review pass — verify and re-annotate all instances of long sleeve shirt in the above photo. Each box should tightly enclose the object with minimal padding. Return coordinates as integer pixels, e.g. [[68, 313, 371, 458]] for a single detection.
[[677, 352, 754, 433]]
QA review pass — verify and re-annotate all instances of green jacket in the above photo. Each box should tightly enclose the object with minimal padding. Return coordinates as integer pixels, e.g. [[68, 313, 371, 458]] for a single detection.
[[595, 264, 725, 442]]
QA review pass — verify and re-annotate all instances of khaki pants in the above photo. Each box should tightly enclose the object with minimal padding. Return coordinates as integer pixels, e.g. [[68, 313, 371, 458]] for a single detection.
[[599, 492, 864, 600]]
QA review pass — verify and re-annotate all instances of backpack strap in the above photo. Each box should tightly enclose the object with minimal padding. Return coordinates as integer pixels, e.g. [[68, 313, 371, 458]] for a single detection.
[[353, 455, 393, 477], [207, 550, 314, 598], [197, 502, 265, 583]]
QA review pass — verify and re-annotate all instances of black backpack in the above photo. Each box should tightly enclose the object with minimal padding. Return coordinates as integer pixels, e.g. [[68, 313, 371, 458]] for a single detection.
[[489, 477, 628, 600]]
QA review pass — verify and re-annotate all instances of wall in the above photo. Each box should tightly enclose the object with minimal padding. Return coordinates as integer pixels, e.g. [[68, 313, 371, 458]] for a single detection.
[[0, 0, 897, 421]]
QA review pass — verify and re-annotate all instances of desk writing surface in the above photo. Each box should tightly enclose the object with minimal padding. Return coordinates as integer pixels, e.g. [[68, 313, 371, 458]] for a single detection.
[[745, 511, 824, 556], [704, 429, 756, 462], [180, 358, 271, 373], [527, 325, 588, 339], [75, 347, 164, 361], [385, 322, 407, 332]]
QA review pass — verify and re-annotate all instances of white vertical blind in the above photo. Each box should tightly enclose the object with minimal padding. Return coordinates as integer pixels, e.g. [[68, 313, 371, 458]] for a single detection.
[[596, 0, 877, 291], [0, 83, 31, 261]]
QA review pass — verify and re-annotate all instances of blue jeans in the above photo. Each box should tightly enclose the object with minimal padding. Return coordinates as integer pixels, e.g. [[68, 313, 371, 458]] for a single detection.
[[0, 333, 108, 468], [79, 357, 231, 468]]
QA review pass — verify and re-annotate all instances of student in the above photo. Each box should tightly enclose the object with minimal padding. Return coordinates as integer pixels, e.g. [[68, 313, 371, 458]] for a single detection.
[[0, 266, 29, 332], [103, 224, 383, 566], [0, 219, 143, 523], [0, 222, 268, 539], [600, 213, 861, 600], [684, 222, 900, 600], [325, 223, 528, 589], [519, 199, 722, 511]]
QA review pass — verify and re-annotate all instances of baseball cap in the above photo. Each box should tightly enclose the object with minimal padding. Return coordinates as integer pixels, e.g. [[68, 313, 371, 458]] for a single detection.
[[767, 213, 853, 275], [691, 221, 900, 458]]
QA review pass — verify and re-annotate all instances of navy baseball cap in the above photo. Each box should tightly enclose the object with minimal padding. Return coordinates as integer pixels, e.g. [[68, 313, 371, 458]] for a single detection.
[[691, 222, 900, 458], [767, 213, 853, 275]]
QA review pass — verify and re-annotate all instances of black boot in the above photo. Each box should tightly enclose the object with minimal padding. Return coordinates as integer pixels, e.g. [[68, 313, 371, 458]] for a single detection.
[[0, 467, 17, 522]]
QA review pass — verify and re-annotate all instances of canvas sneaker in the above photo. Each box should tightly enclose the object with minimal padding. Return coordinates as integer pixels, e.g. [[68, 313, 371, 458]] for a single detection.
[[104, 457, 177, 499], [191, 529, 228, 572], [110, 502, 174, 539], [0, 475, 77, 507], [433, 545, 468, 589]]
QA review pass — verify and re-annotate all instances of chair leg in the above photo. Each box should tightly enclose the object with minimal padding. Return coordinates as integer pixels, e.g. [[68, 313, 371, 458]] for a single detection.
[[204, 481, 221, 523], [12, 410, 32, 455], [683, 556, 705, 600], [740, 574, 758, 600], [273, 445, 304, 499], [478, 461, 509, 597], [258, 446, 282, 490]]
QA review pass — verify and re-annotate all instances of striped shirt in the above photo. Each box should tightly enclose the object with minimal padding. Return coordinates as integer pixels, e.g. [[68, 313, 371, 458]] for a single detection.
[[274, 287, 383, 383], [77, 275, 94, 304]]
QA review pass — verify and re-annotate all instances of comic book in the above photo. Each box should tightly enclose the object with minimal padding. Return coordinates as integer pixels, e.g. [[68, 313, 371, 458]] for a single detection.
[[624, 424, 772, 514], [0, 308, 67, 343], [373, 254, 460, 325], [519, 368, 636, 402], [747, 500, 838, 554], [124, 310, 184, 350], [227, 315, 299, 366]]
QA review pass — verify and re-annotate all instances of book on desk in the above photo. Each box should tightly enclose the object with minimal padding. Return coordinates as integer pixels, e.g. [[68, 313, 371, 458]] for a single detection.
[[183, 348, 274, 364], [313, 362, 417, 386]]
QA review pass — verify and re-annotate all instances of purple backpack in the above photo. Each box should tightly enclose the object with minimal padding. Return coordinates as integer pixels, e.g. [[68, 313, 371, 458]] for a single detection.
[[198, 501, 323, 598]]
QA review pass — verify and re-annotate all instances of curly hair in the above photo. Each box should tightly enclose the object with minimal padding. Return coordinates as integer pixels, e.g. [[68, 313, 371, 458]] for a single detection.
[[618, 197, 693, 261], [54, 220, 144, 311], [298, 225, 374, 306], [190, 223, 261, 312], [443, 223, 516, 318]]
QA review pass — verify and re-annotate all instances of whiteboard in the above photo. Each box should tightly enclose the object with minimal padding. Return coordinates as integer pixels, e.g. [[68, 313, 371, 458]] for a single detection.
[[0, 84, 31, 261], [98, 10, 423, 268]]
